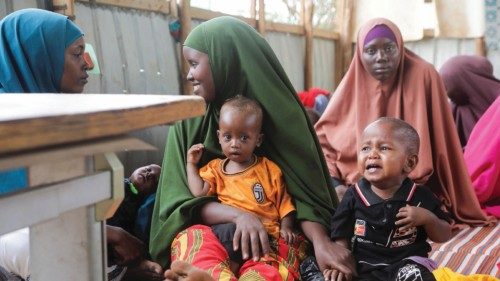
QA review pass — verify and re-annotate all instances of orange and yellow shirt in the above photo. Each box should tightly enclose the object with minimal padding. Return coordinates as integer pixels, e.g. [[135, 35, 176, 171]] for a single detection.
[[200, 156, 295, 239]]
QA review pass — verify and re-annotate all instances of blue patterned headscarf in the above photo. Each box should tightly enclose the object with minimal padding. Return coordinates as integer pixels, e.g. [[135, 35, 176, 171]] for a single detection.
[[0, 8, 83, 93]]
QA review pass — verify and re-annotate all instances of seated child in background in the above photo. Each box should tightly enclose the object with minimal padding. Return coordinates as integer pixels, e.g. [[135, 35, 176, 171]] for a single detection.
[[108, 164, 161, 243], [107, 164, 162, 281], [326, 117, 452, 281], [0, 164, 163, 281], [186, 95, 300, 278], [298, 87, 331, 125], [305, 108, 321, 125]]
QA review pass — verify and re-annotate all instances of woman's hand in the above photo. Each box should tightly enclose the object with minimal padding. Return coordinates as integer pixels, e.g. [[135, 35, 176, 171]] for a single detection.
[[107, 225, 145, 266], [233, 212, 270, 261], [300, 221, 357, 280], [200, 202, 270, 261]]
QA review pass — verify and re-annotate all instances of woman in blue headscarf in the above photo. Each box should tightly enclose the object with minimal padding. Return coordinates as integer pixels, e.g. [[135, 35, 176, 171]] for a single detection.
[[0, 8, 88, 93], [1, 9, 165, 281], [0, 8, 91, 280], [0, 8, 89, 280]]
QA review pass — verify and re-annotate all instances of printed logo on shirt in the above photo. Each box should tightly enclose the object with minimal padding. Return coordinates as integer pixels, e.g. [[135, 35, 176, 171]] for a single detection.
[[393, 226, 416, 238], [354, 219, 366, 236], [252, 183, 265, 203], [396, 263, 423, 281], [390, 226, 417, 248]]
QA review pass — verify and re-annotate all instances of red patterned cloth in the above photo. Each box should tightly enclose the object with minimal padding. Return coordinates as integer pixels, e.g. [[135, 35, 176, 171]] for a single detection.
[[170, 225, 306, 281], [298, 88, 330, 108]]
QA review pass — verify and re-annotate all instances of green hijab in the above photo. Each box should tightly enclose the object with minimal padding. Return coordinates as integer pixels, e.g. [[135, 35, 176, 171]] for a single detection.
[[150, 16, 337, 267]]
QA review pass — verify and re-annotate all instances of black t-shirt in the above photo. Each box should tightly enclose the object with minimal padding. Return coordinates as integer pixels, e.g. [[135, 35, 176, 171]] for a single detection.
[[330, 178, 450, 274]]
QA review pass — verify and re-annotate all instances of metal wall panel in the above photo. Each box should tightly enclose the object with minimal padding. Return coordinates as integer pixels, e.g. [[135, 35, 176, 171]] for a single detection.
[[485, 0, 500, 78], [265, 31, 305, 92], [313, 38, 335, 92], [74, 2, 182, 174], [406, 38, 475, 71], [0, 0, 41, 18], [75, 2, 181, 95], [265, 34, 335, 93]]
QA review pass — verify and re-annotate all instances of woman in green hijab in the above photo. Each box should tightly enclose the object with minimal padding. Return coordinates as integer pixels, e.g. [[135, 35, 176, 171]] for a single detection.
[[150, 16, 356, 280]]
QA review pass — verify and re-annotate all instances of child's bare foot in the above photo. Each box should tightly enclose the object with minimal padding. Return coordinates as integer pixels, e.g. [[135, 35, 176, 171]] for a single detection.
[[164, 261, 214, 281], [123, 259, 163, 281], [139, 259, 163, 274]]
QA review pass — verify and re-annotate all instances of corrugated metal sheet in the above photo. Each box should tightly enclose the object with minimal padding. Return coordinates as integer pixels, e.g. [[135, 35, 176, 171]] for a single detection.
[[406, 38, 475, 70], [266, 31, 305, 92], [313, 38, 335, 92], [0, 0, 43, 17], [74, 2, 182, 174], [75, 2, 181, 95]]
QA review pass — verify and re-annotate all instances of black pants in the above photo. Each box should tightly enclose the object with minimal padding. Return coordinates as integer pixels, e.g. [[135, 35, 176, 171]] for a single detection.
[[358, 260, 436, 281], [300, 256, 325, 281], [211, 223, 243, 264]]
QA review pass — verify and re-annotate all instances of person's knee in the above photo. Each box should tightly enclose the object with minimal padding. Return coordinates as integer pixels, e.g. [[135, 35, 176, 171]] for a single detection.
[[172, 225, 229, 266], [240, 262, 282, 280]]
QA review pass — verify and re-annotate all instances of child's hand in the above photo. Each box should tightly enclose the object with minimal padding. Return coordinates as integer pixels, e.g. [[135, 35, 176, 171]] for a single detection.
[[279, 226, 297, 245], [187, 143, 205, 164], [323, 268, 348, 281], [395, 204, 430, 231]]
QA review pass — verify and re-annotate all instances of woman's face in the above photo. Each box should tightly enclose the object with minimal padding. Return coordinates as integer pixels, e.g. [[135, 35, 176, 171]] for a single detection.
[[59, 37, 89, 93], [361, 37, 399, 82], [183, 46, 215, 102]]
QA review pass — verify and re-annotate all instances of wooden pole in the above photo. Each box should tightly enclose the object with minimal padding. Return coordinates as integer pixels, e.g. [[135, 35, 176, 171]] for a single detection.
[[334, 0, 353, 85], [52, 0, 75, 19], [250, 0, 257, 20], [170, 0, 178, 18], [300, 0, 305, 25], [179, 0, 192, 95], [475, 37, 486, 57], [303, 0, 314, 91], [258, 0, 266, 34]]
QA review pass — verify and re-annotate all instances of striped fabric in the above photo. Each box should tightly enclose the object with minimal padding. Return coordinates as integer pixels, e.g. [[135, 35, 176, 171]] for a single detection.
[[429, 224, 500, 277]]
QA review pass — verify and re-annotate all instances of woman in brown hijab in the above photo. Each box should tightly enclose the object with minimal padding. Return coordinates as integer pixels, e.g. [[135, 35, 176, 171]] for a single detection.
[[439, 55, 500, 148], [315, 18, 494, 226]]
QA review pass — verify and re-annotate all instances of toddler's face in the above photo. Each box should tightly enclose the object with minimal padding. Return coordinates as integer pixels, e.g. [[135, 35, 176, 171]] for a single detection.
[[217, 107, 262, 165], [357, 123, 409, 190], [130, 164, 161, 195]]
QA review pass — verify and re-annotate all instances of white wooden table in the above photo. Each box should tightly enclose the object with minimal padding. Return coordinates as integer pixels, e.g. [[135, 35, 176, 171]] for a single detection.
[[0, 94, 205, 281]]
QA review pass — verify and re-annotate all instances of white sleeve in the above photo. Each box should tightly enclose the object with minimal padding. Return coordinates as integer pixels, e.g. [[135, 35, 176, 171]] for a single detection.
[[0, 228, 30, 279]]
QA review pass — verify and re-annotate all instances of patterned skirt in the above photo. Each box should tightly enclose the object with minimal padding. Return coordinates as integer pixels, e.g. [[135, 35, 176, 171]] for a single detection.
[[170, 224, 307, 281]]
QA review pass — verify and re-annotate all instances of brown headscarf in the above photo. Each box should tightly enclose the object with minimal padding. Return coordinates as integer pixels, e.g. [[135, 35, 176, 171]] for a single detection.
[[315, 18, 494, 226], [439, 55, 500, 148]]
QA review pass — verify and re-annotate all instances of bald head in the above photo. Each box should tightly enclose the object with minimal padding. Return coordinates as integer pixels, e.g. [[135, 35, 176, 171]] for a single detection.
[[365, 117, 420, 155]]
